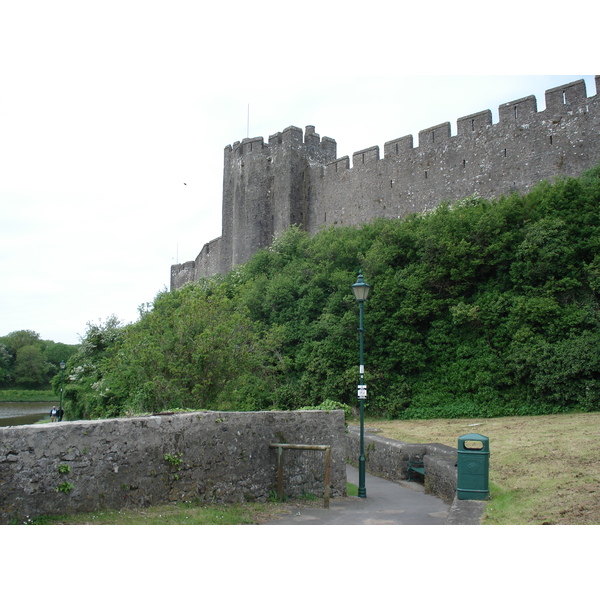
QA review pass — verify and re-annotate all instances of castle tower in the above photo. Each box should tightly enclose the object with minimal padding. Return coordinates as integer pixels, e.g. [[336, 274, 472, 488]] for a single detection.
[[220, 136, 272, 272], [220, 126, 336, 272]]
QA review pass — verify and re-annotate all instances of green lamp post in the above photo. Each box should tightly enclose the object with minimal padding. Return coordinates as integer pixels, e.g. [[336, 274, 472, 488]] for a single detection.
[[59, 360, 65, 421], [351, 270, 371, 498]]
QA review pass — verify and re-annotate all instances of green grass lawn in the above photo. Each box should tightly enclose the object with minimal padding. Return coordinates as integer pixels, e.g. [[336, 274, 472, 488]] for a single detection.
[[22, 482, 360, 525], [0, 389, 56, 402], [22, 501, 291, 525], [366, 412, 600, 525]]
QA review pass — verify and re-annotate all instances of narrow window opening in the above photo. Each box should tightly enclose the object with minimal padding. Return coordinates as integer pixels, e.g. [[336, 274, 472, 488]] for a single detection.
[[504, 149, 507, 157], [514, 105, 518, 120], [471, 119, 475, 131], [395, 143, 399, 153], [562, 91, 567, 104], [550, 135, 553, 145], [432, 131, 435, 143], [425, 171, 428, 179], [463, 159, 466, 168], [390, 180, 394, 188]]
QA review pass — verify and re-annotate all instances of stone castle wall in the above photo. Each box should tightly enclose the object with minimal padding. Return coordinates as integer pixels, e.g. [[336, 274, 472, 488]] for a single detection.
[[0, 410, 346, 524], [171, 77, 600, 289]]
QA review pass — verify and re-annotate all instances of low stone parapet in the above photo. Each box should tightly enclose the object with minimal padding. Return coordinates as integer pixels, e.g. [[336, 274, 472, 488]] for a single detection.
[[0, 410, 347, 524]]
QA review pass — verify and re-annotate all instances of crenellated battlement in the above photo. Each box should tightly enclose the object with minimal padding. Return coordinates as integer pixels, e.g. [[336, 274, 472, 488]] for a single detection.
[[323, 77, 598, 173], [456, 110, 493, 137], [352, 146, 380, 167], [171, 77, 600, 290], [544, 78, 589, 111], [383, 135, 414, 159], [224, 125, 337, 162]]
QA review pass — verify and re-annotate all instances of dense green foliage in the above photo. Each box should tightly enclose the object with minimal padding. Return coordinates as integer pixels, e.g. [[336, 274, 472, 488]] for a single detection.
[[63, 166, 600, 420], [0, 330, 78, 390]]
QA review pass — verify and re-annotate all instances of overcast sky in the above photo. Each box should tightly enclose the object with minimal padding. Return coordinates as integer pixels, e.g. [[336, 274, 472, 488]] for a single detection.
[[0, 1, 596, 345]]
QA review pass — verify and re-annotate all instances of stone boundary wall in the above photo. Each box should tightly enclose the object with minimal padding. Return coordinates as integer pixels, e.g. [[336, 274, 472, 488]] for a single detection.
[[346, 426, 458, 504], [0, 410, 347, 524]]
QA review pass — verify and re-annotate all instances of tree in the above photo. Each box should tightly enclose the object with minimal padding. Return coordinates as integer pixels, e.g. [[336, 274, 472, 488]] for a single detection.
[[57, 316, 125, 419], [0, 330, 79, 389], [1, 330, 41, 352], [98, 287, 285, 415], [0, 345, 12, 384], [13, 345, 48, 388]]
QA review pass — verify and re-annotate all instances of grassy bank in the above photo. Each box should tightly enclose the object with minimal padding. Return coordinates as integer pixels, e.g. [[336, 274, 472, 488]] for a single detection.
[[24, 485, 359, 525], [23, 501, 295, 525], [0, 389, 56, 402], [367, 412, 600, 525]]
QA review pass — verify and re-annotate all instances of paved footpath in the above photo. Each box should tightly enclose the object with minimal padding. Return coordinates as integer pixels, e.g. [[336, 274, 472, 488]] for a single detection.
[[263, 464, 453, 525]]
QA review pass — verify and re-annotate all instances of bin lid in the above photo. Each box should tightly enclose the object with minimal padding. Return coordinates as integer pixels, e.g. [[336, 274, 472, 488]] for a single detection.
[[458, 432, 489, 452], [458, 433, 489, 442]]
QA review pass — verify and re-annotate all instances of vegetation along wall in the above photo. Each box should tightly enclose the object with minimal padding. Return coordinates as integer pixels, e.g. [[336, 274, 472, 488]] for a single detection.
[[0, 410, 346, 524], [172, 76, 600, 287]]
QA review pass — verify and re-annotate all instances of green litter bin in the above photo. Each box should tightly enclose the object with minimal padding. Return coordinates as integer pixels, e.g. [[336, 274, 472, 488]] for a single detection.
[[457, 433, 490, 500]]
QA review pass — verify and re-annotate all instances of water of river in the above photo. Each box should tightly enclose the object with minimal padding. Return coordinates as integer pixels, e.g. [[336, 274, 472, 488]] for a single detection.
[[0, 402, 58, 427]]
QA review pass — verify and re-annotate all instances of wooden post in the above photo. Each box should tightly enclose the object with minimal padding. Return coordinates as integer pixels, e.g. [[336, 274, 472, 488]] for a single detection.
[[277, 445, 284, 501], [324, 446, 331, 509]]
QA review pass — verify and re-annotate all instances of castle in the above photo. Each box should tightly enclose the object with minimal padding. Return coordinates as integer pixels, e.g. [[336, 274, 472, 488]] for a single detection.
[[171, 76, 600, 290]]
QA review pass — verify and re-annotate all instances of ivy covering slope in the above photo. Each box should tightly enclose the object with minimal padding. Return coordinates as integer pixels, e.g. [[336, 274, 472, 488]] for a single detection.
[[61, 166, 600, 420]]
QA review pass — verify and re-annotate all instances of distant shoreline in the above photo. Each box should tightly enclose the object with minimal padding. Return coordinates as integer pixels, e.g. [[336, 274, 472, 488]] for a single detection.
[[0, 390, 57, 402]]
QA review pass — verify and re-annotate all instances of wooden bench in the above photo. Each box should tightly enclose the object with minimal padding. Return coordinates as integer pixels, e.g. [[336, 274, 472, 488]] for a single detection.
[[407, 460, 425, 481]]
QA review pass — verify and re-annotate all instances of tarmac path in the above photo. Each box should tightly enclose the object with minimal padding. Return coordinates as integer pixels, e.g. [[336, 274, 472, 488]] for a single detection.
[[263, 464, 451, 525]]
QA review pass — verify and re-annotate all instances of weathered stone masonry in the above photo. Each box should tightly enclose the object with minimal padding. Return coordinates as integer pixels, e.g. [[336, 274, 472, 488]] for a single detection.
[[172, 76, 600, 289], [0, 410, 346, 524]]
